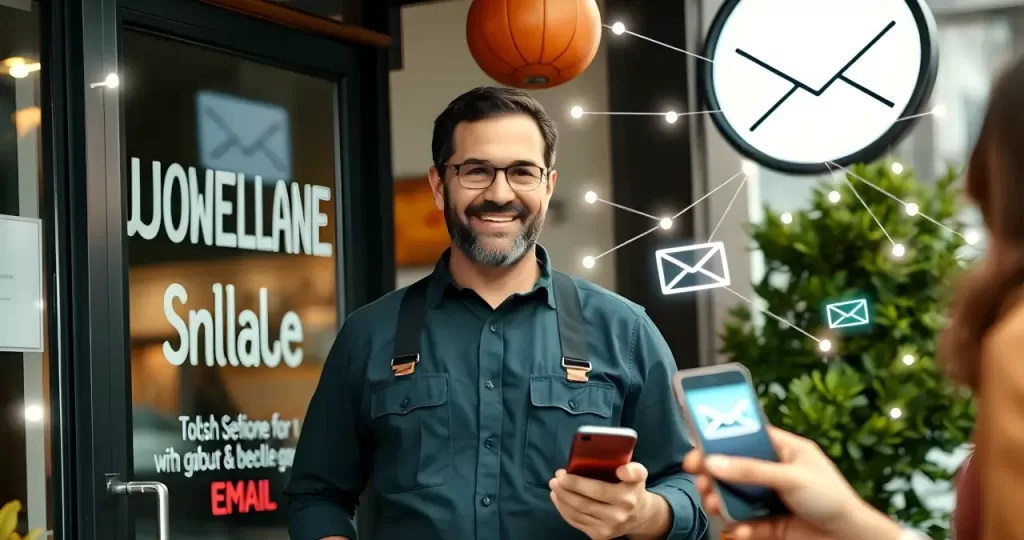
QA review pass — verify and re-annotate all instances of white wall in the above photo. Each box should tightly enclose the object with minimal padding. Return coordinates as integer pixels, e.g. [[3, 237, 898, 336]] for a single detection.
[[389, 0, 616, 290]]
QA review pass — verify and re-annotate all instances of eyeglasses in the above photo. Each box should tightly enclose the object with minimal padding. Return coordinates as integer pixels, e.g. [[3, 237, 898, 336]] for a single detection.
[[446, 161, 547, 192]]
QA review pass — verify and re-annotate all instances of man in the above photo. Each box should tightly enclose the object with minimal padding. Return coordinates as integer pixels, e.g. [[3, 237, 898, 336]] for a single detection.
[[286, 86, 707, 540]]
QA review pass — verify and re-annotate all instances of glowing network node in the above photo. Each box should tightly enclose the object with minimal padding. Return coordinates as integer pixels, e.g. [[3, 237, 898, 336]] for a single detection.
[[964, 230, 981, 246], [828, 190, 841, 203], [889, 407, 903, 420], [584, 190, 598, 204], [665, 111, 679, 123], [582, 256, 596, 269], [932, 104, 946, 118], [818, 339, 832, 353], [659, 217, 673, 229], [570, 106, 585, 119], [780, 212, 793, 225], [891, 162, 904, 174], [740, 159, 758, 177], [611, 22, 626, 35], [892, 243, 906, 258], [904, 202, 919, 216], [902, 354, 915, 366]]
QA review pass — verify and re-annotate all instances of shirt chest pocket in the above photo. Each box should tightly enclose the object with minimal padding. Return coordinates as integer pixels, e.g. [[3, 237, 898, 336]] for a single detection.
[[369, 373, 452, 493], [524, 375, 617, 488]]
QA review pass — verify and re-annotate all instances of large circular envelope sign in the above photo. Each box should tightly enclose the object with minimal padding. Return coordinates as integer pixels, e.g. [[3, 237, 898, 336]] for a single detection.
[[702, 0, 939, 175]]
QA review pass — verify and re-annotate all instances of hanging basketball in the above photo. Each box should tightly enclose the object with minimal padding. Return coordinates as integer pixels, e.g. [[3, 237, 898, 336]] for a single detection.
[[466, 0, 603, 90]]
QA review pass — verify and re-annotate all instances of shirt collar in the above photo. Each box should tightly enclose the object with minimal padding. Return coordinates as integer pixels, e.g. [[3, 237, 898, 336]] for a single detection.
[[426, 246, 556, 309]]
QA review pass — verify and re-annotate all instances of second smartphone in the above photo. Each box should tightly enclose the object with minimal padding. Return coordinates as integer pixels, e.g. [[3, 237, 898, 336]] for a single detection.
[[672, 363, 789, 522]]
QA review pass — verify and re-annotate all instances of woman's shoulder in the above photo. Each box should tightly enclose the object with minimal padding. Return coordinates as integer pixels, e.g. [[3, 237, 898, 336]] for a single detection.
[[983, 297, 1024, 361]]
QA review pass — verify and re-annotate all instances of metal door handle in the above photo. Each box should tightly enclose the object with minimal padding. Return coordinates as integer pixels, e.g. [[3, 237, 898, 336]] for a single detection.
[[106, 478, 170, 540]]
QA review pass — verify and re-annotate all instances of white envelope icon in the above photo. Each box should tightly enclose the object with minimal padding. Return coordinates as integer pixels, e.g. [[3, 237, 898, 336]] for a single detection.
[[696, 399, 760, 441], [826, 299, 870, 329], [655, 241, 731, 295], [196, 90, 292, 181]]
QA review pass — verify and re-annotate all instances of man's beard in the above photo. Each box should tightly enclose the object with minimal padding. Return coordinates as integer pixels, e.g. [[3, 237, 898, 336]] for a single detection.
[[443, 182, 544, 268]]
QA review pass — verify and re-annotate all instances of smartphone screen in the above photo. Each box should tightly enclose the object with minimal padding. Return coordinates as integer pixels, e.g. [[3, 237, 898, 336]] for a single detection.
[[677, 366, 788, 521]]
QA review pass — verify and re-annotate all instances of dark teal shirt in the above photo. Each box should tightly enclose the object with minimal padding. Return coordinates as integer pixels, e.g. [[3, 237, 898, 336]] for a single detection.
[[286, 247, 708, 540]]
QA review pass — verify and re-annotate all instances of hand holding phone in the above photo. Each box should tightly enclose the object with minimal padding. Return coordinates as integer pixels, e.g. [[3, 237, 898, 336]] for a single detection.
[[672, 363, 790, 522], [566, 426, 637, 483]]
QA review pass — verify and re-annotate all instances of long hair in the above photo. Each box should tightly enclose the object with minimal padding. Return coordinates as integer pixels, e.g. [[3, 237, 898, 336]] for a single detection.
[[939, 54, 1024, 391]]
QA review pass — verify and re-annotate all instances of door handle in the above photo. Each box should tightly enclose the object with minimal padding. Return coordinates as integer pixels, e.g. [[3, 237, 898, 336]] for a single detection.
[[106, 477, 170, 540]]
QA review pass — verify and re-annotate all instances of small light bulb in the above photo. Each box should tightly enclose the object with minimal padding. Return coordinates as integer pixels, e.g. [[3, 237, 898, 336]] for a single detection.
[[24, 404, 43, 423], [892, 243, 905, 258], [570, 106, 584, 119], [818, 339, 832, 353], [889, 407, 903, 419], [828, 190, 841, 203], [660, 218, 673, 229], [902, 354, 915, 366], [780, 212, 793, 225], [611, 22, 626, 35], [584, 191, 598, 204], [105, 73, 120, 88], [665, 111, 678, 123], [932, 104, 946, 118], [9, 63, 29, 78], [891, 162, 904, 174], [964, 230, 981, 246], [582, 256, 595, 269], [904, 202, 919, 216]]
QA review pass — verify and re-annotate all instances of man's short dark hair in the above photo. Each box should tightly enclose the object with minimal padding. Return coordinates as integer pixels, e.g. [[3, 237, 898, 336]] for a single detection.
[[431, 86, 558, 176]]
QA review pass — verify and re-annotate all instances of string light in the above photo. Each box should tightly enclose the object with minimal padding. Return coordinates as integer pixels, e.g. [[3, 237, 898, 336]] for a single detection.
[[659, 217, 673, 229], [889, 407, 903, 420], [964, 230, 981, 246], [780, 212, 793, 225], [828, 190, 841, 203], [892, 243, 906, 258], [582, 256, 595, 269], [611, 22, 626, 35], [665, 111, 679, 123], [904, 202, 919, 216], [902, 354, 915, 366], [584, 190, 598, 204], [818, 339, 832, 353]]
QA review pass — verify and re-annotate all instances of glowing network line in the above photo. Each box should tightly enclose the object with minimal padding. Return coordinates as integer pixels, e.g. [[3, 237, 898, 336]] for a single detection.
[[825, 161, 978, 247], [895, 104, 947, 123], [605, 22, 714, 64], [569, 106, 720, 124]]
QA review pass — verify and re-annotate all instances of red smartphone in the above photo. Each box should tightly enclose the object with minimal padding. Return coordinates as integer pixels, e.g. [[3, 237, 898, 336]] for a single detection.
[[566, 425, 637, 483]]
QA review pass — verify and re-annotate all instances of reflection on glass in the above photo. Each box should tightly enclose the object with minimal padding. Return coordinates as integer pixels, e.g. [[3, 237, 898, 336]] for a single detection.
[[0, 4, 52, 538], [123, 30, 340, 538]]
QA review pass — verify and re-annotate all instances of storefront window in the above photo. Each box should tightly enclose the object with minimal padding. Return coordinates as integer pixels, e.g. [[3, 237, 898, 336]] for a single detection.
[[0, 1, 53, 537], [122, 29, 342, 538]]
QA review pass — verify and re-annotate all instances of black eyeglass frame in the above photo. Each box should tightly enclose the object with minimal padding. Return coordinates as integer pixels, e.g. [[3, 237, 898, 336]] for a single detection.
[[444, 161, 550, 192]]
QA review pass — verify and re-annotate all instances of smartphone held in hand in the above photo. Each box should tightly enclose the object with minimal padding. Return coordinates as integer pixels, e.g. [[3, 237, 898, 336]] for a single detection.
[[566, 426, 637, 483], [673, 363, 790, 522]]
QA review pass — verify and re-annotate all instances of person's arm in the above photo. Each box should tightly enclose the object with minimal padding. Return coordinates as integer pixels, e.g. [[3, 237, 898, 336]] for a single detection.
[[979, 312, 1024, 540], [286, 320, 370, 540], [624, 311, 708, 540]]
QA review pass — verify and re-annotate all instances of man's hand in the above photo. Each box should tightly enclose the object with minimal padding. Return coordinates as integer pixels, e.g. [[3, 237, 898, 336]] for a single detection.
[[549, 462, 671, 540]]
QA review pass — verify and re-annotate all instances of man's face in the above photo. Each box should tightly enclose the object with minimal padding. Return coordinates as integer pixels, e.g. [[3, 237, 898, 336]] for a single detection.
[[428, 114, 557, 267]]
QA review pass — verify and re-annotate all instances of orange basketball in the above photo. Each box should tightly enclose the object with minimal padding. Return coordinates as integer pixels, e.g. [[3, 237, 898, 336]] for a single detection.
[[466, 0, 603, 89]]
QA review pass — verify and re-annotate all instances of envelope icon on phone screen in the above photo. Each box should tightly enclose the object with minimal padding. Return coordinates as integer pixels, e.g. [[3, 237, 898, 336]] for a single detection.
[[655, 241, 731, 295], [696, 399, 760, 441], [826, 299, 870, 329]]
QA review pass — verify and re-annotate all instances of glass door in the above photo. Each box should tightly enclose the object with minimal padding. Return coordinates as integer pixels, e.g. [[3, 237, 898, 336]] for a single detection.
[[69, 0, 393, 538]]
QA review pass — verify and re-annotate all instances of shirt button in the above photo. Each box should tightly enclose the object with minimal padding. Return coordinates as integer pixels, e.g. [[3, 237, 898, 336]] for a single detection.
[[400, 398, 410, 409], [485, 380, 494, 390], [484, 436, 495, 449], [489, 324, 498, 332], [567, 400, 577, 410], [481, 496, 492, 507]]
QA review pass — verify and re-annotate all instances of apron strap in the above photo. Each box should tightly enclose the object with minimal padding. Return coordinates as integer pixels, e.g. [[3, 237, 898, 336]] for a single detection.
[[391, 276, 430, 376], [390, 271, 590, 382], [551, 271, 592, 382]]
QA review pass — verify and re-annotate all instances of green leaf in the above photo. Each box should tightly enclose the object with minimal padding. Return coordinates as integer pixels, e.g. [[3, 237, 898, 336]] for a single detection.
[[717, 156, 976, 537]]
